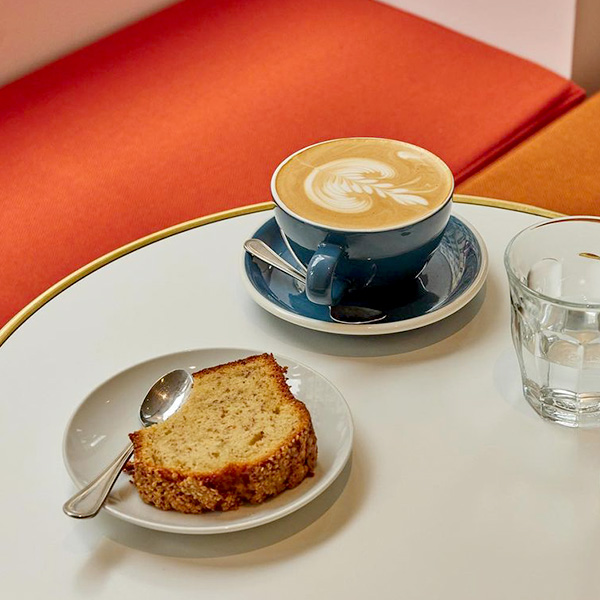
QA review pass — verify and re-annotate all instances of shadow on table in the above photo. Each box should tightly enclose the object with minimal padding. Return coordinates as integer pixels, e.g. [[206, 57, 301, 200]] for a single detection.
[[247, 282, 490, 358], [70, 434, 369, 571]]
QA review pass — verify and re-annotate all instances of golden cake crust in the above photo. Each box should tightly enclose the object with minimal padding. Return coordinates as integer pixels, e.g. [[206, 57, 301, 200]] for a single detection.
[[129, 354, 318, 513]]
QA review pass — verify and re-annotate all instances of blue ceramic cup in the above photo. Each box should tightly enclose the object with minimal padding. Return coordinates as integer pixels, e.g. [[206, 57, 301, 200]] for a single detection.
[[271, 138, 454, 306]]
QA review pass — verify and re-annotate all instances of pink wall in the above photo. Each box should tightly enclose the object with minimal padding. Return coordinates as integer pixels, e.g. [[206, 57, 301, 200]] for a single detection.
[[0, 0, 179, 86], [0, 0, 597, 91]]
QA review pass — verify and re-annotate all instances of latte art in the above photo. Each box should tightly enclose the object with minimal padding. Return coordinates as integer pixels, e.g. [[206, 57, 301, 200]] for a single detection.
[[304, 156, 434, 214], [273, 138, 453, 230]]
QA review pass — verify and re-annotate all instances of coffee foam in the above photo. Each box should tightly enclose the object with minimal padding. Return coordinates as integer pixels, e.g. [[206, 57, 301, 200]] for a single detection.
[[274, 138, 453, 230]]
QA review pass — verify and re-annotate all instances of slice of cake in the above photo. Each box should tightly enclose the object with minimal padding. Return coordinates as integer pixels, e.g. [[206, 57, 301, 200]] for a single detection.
[[129, 353, 317, 513]]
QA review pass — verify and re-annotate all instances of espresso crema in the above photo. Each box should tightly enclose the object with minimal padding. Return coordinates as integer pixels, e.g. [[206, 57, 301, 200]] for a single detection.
[[273, 138, 454, 230]]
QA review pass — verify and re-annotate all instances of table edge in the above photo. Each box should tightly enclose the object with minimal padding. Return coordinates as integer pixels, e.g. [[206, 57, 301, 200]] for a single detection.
[[0, 196, 562, 347]]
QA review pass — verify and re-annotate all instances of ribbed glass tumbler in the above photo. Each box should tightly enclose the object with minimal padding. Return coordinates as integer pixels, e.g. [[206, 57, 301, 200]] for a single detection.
[[504, 217, 600, 427]]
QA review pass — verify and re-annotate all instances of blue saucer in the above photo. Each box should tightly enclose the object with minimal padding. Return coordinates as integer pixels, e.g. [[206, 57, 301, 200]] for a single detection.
[[242, 215, 488, 335]]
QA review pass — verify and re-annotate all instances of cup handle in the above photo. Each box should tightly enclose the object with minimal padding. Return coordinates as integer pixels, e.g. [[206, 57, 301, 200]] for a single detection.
[[306, 242, 347, 305]]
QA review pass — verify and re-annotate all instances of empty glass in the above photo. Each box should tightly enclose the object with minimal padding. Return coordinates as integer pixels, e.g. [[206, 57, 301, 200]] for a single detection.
[[505, 217, 600, 427]]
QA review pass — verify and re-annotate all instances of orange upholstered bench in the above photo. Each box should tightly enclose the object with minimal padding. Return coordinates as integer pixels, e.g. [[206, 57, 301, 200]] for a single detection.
[[0, 0, 584, 327], [457, 91, 600, 216]]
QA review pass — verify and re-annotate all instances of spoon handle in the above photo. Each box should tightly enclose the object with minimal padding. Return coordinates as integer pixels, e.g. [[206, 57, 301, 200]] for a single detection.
[[63, 442, 134, 518], [244, 239, 307, 283]]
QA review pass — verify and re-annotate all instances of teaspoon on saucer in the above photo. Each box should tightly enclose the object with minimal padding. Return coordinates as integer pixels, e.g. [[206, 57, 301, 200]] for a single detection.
[[244, 239, 386, 324], [63, 369, 193, 518]]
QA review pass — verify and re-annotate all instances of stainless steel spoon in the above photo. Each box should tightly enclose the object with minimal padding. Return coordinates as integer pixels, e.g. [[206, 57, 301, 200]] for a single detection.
[[244, 239, 386, 324], [63, 369, 193, 519]]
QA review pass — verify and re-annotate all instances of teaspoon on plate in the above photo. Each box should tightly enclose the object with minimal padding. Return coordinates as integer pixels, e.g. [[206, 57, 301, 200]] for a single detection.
[[244, 239, 386, 325], [63, 369, 193, 518]]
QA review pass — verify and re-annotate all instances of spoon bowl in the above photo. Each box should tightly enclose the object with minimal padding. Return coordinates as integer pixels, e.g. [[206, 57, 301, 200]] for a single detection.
[[63, 369, 193, 518], [139, 370, 193, 425], [244, 239, 386, 325]]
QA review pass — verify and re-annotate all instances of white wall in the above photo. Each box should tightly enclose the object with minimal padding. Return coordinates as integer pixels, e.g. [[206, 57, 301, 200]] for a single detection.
[[379, 0, 578, 78], [380, 0, 600, 93]]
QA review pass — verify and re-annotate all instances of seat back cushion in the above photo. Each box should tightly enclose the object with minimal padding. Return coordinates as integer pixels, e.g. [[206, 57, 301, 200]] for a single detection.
[[458, 92, 600, 216], [0, 0, 584, 326]]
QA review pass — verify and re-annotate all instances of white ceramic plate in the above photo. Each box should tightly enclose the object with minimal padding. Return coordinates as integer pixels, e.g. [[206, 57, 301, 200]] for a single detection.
[[63, 348, 353, 534]]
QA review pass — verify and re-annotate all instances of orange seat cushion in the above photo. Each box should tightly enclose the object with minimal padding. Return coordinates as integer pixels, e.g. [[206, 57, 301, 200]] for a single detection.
[[457, 92, 600, 216], [0, 0, 584, 326]]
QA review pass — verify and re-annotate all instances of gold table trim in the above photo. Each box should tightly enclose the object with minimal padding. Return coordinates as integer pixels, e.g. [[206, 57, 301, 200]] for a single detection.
[[0, 195, 562, 346]]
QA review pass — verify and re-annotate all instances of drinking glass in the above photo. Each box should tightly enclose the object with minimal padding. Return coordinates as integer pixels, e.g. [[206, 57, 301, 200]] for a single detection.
[[504, 217, 600, 427]]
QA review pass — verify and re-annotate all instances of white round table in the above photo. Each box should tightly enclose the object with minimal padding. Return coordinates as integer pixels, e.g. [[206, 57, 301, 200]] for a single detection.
[[2, 196, 599, 600]]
